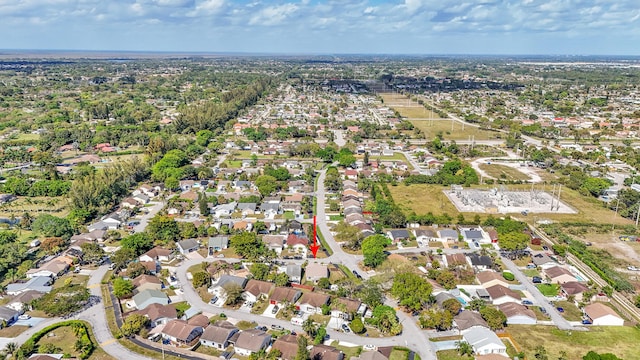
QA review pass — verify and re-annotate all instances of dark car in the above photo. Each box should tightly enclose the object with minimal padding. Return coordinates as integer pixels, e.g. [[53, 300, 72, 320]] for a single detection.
[[255, 326, 268, 331], [582, 319, 592, 325], [532, 276, 543, 284], [556, 307, 564, 313]]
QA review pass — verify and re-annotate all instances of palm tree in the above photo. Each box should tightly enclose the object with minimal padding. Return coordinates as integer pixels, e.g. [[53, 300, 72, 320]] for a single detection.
[[3, 342, 17, 356], [5, 268, 17, 283], [455, 341, 473, 357], [302, 318, 317, 336]]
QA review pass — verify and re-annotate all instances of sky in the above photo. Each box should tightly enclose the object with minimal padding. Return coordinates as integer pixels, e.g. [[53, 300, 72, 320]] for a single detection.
[[2, 0, 640, 55]]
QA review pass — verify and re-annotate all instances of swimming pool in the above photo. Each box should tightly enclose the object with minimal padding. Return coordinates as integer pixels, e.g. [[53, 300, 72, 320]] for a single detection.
[[456, 296, 468, 306]]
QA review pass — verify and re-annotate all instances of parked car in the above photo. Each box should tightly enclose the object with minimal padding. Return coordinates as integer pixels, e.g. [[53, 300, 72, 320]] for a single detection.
[[556, 307, 564, 313], [582, 319, 592, 325], [210, 296, 218, 304], [522, 299, 534, 305], [363, 345, 377, 351], [18, 314, 31, 320], [271, 324, 284, 331], [532, 276, 543, 284], [341, 324, 351, 333], [255, 326, 268, 331], [272, 306, 280, 314]]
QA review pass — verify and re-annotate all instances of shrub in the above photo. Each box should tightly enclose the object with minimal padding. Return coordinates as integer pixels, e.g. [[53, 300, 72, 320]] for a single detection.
[[502, 271, 515, 281], [350, 317, 365, 334]]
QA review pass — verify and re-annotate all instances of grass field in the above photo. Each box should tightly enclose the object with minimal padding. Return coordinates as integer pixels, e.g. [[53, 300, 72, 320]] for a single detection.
[[0, 325, 30, 337], [554, 300, 583, 321], [411, 120, 498, 141], [35, 325, 115, 360], [536, 283, 560, 296], [331, 342, 361, 359], [388, 184, 462, 217], [508, 325, 640, 360], [435, 350, 465, 360], [478, 163, 531, 181]]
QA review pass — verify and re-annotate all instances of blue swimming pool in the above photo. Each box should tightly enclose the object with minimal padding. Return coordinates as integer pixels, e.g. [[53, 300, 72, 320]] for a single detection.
[[456, 296, 468, 306]]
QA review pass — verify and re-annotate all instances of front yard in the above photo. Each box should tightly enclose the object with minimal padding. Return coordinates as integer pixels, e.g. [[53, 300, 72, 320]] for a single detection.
[[536, 283, 560, 296]]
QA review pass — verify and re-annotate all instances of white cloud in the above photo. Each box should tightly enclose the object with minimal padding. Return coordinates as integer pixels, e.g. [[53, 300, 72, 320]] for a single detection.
[[248, 3, 298, 26]]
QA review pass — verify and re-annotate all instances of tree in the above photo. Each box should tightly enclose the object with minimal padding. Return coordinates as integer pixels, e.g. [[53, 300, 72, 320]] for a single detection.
[[80, 242, 105, 264], [317, 278, 331, 289], [111, 247, 136, 270], [120, 233, 153, 256], [391, 272, 432, 311], [334, 222, 364, 250], [193, 271, 211, 288], [147, 215, 180, 244], [41, 237, 68, 255], [255, 175, 279, 196], [314, 326, 327, 345], [479, 306, 507, 331], [442, 298, 462, 315], [32, 214, 74, 240], [367, 305, 402, 335], [121, 313, 150, 336], [498, 232, 530, 251], [113, 277, 134, 299], [419, 309, 453, 331], [199, 194, 210, 216], [250, 263, 270, 281], [273, 272, 289, 287], [223, 282, 244, 306], [230, 232, 266, 260], [362, 235, 388, 268], [126, 262, 148, 278], [350, 317, 365, 334], [302, 318, 316, 336], [455, 341, 473, 357], [356, 280, 384, 309], [295, 335, 310, 360], [436, 270, 457, 290]]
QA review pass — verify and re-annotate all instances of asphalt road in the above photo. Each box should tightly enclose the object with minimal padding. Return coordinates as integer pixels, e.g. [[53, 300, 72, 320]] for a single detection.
[[499, 256, 573, 330]]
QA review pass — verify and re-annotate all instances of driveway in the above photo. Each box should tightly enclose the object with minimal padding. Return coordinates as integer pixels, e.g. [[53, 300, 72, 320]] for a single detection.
[[430, 340, 459, 351], [133, 201, 165, 233]]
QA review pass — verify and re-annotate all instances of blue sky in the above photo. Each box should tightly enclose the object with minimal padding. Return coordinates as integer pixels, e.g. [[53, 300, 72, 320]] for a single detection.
[[2, 0, 640, 55]]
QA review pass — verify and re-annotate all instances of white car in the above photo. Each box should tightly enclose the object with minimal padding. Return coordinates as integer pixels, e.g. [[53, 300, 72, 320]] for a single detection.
[[363, 345, 377, 351], [18, 314, 31, 320]]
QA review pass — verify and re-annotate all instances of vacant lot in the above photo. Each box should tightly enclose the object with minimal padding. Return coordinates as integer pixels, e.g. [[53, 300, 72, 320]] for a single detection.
[[478, 163, 531, 181], [508, 325, 640, 360], [388, 184, 461, 217], [379, 93, 441, 119], [411, 120, 498, 141]]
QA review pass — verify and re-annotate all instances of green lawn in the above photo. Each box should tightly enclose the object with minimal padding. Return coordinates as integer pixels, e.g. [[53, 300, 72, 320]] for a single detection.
[[508, 325, 640, 360], [284, 211, 295, 220], [389, 349, 410, 360], [331, 342, 361, 359], [478, 163, 531, 182], [436, 350, 466, 360], [536, 283, 560, 296], [554, 300, 583, 321]]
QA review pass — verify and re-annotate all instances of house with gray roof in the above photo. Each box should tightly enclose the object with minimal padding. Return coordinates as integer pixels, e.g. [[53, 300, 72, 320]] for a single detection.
[[132, 289, 169, 310], [237, 203, 257, 215], [6, 276, 52, 295], [177, 239, 200, 255], [215, 275, 248, 290], [0, 306, 19, 327], [234, 329, 271, 356], [286, 264, 302, 283], [208, 236, 229, 254], [437, 229, 459, 242], [462, 327, 507, 356], [386, 229, 410, 243]]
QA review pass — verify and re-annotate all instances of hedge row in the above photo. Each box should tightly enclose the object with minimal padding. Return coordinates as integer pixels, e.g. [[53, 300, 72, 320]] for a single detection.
[[18, 320, 95, 360]]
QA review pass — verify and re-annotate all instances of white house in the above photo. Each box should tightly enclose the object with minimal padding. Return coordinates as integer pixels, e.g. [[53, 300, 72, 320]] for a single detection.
[[176, 239, 200, 255], [498, 302, 537, 325], [462, 327, 508, 357], [234, 329, 271, 356], [297, 292, 330, 314], [485, 285, 521, 305], [200, 321, 239, 349], [584, 303, 624, 326]]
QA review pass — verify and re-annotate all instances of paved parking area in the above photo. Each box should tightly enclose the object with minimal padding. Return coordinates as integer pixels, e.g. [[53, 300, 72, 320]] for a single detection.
[[263, 304, 278, 318]]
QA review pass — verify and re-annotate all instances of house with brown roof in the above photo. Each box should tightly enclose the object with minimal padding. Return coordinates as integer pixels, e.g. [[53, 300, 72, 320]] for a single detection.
[[330, 298, 365, 320], [311, 345, 344, 360], [132, 274, 162, 293], [444, 253, 467, 268], [477, 271, 510, 289], [497, 302, 536, 325], [26, 258, 69, 279], [263, 235, 286, 254], [139, 261, 159, 275], [139, 247, 173, 263], [356, 350, 389, 360], [298, 292, 330, 314], [243, 279, 275, 302], [270, 287, 302, 306], [561, 281, 590, 302], [161, 320, 203, 344], [137, 303, 177, 327], [200, 320, 239, 349], [187, 314, 210, 328], [305, 263, 329, 283], [584, 303, 624, 326], [486, 285, 521, 305], [544, 266, 576, 284], [272, 334, 299, 360], [234, 329, 271, 356], [454, 311, 489, 333]]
